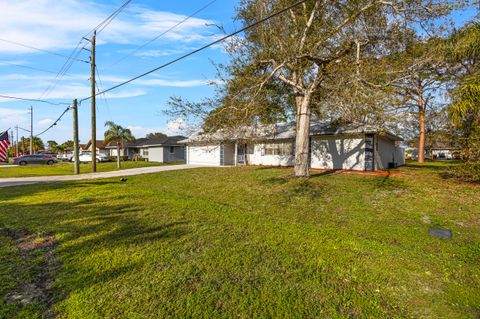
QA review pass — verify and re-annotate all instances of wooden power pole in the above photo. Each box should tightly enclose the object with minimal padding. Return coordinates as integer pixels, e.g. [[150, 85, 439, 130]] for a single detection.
[[29, 106, 33, 155], [15, 126, 18, 156], [73, 99, 80, 174], [91, 30, 97, 172]]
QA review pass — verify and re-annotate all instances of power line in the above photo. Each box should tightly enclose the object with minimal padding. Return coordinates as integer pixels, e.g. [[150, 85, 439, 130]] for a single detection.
[[95, 65, 114, 120], [0, 37, 86, 62], [106, 0, 217, 69], [40, 0, 133, 100], [0, 94, 70, 106], [95, 0, 132, 35], [81, 0, 308, 102], [0, 61, 68, 75], [33, 0, 133, 138], [35, 106, 71, 137], [38, 40, 88, 100]]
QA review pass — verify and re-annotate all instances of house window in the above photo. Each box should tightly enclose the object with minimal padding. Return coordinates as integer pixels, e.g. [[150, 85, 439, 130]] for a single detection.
[[169, 146, 175, 154], [143, 149, 149, 156], [246, 144, 254, 155], [264, 142, 294, 156]]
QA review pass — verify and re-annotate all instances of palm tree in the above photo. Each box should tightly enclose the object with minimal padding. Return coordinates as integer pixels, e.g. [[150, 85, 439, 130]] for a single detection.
[[104, 121, 135, 169]]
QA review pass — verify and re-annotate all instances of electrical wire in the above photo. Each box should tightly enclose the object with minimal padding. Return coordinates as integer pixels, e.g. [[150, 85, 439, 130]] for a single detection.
[[106, 0, 217, 69], [32, 0, 133, 137], [35, 106, 72, 137], [87, 0, 132, 36], [38, 39, 89, 100], [95, 66, 114, 121], [0, 37, 86, 62], [40, 0, 133, 100], [95, 0, 132, 35], [0, 61, 67, 75], [0, 94, 70, 106], [81, 0, 308, 102]]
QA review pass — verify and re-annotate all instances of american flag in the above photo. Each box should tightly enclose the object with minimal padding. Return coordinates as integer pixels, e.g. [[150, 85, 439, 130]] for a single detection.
[[0, 131, 10, 162]]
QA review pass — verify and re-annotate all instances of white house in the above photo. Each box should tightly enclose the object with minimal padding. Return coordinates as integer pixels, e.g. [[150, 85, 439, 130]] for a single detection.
[[180, 122, 405, 171], [430, 148, 462, 160], [106, 136, 186, 163]]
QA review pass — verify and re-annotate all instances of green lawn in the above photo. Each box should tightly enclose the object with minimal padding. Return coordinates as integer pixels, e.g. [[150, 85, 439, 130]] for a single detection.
[[0, 163, 479, 318], [0, 161, 174, 178]]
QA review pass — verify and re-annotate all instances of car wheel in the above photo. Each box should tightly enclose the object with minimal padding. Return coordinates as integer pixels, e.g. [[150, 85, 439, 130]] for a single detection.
[[96, 159, 100, 163], [19, 161, 27, 166], [47, 160, 54, 165]]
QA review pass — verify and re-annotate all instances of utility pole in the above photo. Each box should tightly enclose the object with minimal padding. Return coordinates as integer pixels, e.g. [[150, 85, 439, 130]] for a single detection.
[[73, 99, 80, 174], [91, 30, 97, 172], [29, 106, 33, 155], [15, 126, 18, 156]]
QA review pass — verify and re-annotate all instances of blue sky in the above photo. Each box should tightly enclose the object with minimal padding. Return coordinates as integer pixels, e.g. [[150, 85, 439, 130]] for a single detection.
[[0, 0, 237, 143], [0, 0, 477, 144]]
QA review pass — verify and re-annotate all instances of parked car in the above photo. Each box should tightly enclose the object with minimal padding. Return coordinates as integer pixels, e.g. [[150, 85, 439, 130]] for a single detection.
[[58, 152, 74, 161], [76, 152, 110, 163], [13, 155, 57, 166], [38, 151, 58, 158]]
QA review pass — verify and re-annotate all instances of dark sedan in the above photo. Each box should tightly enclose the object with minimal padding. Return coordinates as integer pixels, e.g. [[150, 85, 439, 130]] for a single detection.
[[13, 155, 57, 166]]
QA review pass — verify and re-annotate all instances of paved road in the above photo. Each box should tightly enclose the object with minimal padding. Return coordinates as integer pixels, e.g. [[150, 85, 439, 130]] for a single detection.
[[0, 164, 211, 187]]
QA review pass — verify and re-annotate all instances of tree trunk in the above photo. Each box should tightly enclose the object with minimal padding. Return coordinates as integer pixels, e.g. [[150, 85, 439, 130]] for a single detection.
[[116, 143, 121, 169], [294, 92, 311, 177], [418, 84, 425, 164]]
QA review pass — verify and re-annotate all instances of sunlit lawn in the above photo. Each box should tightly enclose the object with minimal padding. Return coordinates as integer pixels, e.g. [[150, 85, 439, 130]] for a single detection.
[[0, 162, 479, 318], [0, 161, 175, 178]]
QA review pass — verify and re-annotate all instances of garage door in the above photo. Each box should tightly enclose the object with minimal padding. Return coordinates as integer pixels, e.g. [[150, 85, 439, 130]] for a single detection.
[[188, 145, 221, 165]]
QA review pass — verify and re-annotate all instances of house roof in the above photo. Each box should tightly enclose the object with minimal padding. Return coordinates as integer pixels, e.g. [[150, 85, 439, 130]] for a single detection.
[[85, 140, 106, 149], [180, 121, 403, 144], [105, 136, 186, 149]]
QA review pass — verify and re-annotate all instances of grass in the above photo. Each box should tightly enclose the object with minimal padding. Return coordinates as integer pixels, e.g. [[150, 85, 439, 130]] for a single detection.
[[0, 162, 479, 318], [0, 161, 175, 178]]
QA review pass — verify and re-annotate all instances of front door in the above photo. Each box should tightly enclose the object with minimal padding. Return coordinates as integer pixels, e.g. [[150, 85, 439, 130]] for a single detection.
[[237, 144, 246, 165]]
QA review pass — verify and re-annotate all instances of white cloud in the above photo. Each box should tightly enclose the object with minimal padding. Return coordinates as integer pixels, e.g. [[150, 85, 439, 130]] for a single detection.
[[0, 83, 146, 102], [37, 118, 54, 126], [0, 108, 29, 127], [0, 1, 217, 54], [126, 118, 186, 139], [127, 125, 163, 138], [164, 118, 186, 135], [132, 49, 185, 58]]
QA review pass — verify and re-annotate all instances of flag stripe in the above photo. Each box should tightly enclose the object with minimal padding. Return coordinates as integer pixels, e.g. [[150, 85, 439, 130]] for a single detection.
[[0, 131, 10, 161]]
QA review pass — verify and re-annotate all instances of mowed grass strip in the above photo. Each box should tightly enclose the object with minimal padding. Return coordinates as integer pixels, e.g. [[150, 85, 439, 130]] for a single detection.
[[0, 163, 479, 318], [0, 161, 175, 178]]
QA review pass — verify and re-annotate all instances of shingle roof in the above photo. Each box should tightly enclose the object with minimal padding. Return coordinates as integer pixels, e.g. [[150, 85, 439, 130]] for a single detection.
[[180, 121, 403, 143], [105, 136, 186, 149]]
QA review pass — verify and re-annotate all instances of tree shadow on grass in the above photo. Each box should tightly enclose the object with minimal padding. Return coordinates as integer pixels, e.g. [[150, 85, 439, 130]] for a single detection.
[[0, 181, 120, 201], [373, 172, 409, 193], [0, 193, 190, 317]]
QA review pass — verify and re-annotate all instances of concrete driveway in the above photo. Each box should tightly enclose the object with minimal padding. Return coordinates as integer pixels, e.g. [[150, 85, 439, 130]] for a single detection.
[[0, 164, 211, 187]]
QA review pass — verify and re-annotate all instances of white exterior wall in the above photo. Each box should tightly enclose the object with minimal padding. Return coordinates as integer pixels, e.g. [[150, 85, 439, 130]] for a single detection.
[[109, 148, 127, 157], [148, 147, 164, 163], [187, 145, 221, 165], [377, 136, 401, 169], [310, 136, 365, 170], [247, 144, 295, 166]]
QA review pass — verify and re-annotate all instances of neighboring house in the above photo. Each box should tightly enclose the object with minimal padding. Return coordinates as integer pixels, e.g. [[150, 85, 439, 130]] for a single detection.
[[84, 140, 109, 155], [430, 148, 462, 160], [180, 121, 405, 171], [106, 136, 186, 163]]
